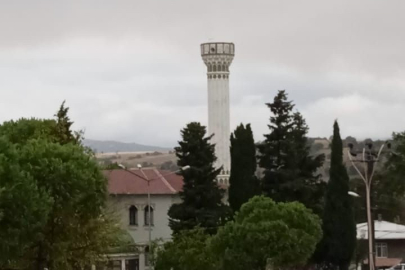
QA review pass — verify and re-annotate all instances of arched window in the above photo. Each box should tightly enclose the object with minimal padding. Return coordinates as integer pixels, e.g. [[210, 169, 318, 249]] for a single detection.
[[208, 64, 212, 72], [144, 205, 154, 226], [222, 64, 226, 71], [129, 205, 138, 226], [218, 65, 222, 72], [213, 65, 217, 72]]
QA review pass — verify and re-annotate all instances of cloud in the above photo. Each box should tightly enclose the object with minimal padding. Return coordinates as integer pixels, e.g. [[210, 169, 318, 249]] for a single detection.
[[0, 0, 404, 146]]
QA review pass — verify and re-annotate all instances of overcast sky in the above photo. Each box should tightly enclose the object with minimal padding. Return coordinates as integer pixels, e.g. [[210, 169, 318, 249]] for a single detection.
[[1, 1, 404, 147]]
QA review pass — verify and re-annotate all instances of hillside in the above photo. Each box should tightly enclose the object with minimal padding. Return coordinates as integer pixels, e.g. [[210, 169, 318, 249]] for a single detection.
[[94, 137, 388, 179], [83, 139, 171, 153]]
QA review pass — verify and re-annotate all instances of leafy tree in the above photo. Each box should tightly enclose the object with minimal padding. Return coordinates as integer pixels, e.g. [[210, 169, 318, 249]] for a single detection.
[[229, 123, 260, 213], [168, 122, 230, 234], [0, 118, 57, 144], [0, 104, 121, 269], [211, 196, 322, 270], [314, 121, 356, 270], [258, 90, 325, 214], [0, 138, 52, 268], [155, 228, 214, 270]]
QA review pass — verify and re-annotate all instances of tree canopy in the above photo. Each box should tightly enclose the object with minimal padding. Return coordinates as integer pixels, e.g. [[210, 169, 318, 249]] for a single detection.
[[211, 196, 323, 270], [159, 196, 322, 270], [0, 102, 120, 269]]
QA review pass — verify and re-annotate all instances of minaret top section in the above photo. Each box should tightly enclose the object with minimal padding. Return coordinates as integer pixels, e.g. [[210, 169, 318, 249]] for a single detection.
[[200, 42, 235, 56], [201, 42, 235, 76]]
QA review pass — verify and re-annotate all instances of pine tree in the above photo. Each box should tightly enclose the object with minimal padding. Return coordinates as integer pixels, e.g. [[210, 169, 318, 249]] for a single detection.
[[315, 121, 356, 270], [168, 122, 230, 234], [228, 123, 260, 212], [257, 90, 325, 214]]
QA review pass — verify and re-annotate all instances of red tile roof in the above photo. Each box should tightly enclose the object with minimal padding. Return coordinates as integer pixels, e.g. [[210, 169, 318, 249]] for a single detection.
[[104, 169, 183, 195]]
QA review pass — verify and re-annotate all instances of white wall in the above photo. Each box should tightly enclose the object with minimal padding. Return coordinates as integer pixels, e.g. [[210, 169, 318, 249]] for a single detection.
[[108, 194, 179, 244]]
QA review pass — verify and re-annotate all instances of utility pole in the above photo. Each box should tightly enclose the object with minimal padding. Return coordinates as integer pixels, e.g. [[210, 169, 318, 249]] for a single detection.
[[347, 141, 392, 270]]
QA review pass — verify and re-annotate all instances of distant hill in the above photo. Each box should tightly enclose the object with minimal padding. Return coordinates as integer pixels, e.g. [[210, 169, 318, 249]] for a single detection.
[[83, 139, 171, 153]]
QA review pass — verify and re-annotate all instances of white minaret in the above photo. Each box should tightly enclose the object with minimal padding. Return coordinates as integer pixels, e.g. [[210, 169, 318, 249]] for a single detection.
[[201, 42, 235, 183]]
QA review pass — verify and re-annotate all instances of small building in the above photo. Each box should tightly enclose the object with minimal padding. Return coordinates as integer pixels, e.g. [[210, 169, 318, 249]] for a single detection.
[[357, 220, 405, 270], [101, 168, 184, 270]]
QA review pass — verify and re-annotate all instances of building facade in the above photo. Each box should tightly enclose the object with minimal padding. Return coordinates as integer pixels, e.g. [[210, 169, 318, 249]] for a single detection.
[[357, 220, 405, 270], [100, 169, 184, 270]]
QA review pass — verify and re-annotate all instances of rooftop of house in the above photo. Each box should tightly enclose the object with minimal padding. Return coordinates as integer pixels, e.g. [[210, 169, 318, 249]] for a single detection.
[[104, 169, 183, 195], [357, 220, 405, 240]]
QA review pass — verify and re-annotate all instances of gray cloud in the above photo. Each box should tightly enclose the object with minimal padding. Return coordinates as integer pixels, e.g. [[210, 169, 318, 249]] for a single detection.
[[1, 0, 404, 146]]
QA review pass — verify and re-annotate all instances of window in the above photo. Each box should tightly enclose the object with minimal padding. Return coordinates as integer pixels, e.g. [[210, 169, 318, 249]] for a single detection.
[[144, 205, 154, 226], [129, 205, 138, 226], [375, 242, 388, 258], [126, 259, 139, 270]]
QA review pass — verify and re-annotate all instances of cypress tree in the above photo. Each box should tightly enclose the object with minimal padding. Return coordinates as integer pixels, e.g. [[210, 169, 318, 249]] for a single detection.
[[229, 123, 260, 212], [257, 90, 325, 214], [315, 121, 356, 270], [54, 101, 82, 145], [168, 122, 230, 234]]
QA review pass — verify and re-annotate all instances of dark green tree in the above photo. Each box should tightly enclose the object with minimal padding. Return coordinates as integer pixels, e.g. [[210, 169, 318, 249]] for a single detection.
[[315, 121, 356, 270], [257, 90, 325, 214], [168, 122, 230, 234], [229, 123, 260, 212]]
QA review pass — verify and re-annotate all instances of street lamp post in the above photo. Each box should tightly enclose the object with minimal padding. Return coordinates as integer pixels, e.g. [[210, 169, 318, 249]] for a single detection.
[[347, 141, 392, 270], [118, 164, 190, 269]]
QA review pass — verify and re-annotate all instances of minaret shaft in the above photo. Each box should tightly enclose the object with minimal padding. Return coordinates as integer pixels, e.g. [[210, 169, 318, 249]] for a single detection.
[[208, 77, 231, 172], [201, 42, 235, 176]]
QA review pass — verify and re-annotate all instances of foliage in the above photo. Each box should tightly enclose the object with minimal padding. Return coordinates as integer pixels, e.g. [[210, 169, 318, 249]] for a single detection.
[[155, 229, 214, 270], [229, 123, 260, 213], [257, 90, 325, 214], [0, 102, 121, 269], [54, 101, 82, 145], [211, 196, 322, 270], [0, 138, 52, 268], [0, 118, 57, 144], [314, 121, 356, 270], [168, 122, 230, 234]]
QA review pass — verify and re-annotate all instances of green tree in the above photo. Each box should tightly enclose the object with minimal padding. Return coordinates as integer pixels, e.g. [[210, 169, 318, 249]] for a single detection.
[[0, 138, 52, 268], [0, 104, 121, 269], [168, 122, 230, 234], [155, 228, 214, 270], [229, 123, 260, 213], [314, 121, 356, 270], [211, 196, 322, 270], [257, 90, 325, 214], [0, 118, 57, 144]]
